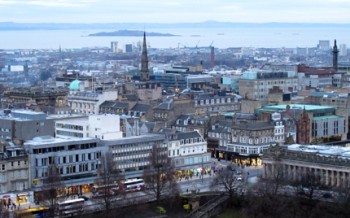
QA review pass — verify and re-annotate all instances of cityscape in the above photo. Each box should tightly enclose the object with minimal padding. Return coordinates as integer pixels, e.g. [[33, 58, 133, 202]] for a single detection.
[[1, 1, 350, 218]]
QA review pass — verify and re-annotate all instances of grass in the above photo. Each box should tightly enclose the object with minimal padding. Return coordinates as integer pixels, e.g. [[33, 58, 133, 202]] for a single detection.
[[217, 208, 241, 218]]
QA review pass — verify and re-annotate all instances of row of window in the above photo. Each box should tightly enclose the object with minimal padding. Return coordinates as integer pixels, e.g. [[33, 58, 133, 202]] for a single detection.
[[194, 97, 235, 106], [56, 123, 85, 131], [0, 169, 28, 181], [32, 143, 97, 154], [35, 152, 100, 166], [35, 163, 97, 178], [0, 160, 27, 171]]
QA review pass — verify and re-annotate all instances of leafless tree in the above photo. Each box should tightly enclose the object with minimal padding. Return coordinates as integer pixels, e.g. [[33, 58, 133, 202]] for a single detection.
[[210, 165, 242, 197], [41, 162, 64, 217], [95, 152, 123, 212], [297, 170, 321, 200], [143, 144, 179, 203]]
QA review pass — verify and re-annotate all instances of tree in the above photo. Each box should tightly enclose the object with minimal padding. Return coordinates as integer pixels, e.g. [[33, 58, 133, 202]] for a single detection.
[[298, 170, 321, 200], [95, 152, 123, 212], [143, 145, 179, 203], [41, 162, 64, 217], [210, 165, 242, 197]]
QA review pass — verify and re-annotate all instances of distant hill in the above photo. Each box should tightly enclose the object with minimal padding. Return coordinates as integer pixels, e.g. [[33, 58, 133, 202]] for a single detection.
[[88, 30, 179, 37], [0, 21, 349, 30]]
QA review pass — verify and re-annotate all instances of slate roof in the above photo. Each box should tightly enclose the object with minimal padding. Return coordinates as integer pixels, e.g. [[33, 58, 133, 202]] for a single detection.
[[100, 101, 129, 109], [131, 103, 151, 112]]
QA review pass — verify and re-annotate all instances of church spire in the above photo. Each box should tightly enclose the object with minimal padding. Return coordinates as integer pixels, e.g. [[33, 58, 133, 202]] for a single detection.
[[332, 39, 339, 71], [140, 32, 149, 81]]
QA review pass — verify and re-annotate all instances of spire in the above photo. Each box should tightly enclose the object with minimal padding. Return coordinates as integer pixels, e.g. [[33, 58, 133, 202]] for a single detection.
[[140, 31, 149, 81], [332, 39, 339, 71]]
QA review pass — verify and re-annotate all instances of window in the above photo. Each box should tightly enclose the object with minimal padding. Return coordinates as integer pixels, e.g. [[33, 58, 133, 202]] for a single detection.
[[1, 165, 4, 170]]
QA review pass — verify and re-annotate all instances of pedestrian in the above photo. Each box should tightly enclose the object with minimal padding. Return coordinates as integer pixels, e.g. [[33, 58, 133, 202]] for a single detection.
[[186, 188, 188, 193]]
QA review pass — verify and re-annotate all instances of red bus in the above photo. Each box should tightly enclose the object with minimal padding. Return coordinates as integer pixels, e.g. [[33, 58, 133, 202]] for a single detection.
[[91, 184, 119, 197], [118, 178, 145, 192]]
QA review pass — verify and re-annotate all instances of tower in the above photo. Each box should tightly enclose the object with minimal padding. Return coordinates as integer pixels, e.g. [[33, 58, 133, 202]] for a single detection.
[[210, 46, 215, 69], [332, 39, 339, 71], [140, 32, 150, 81]]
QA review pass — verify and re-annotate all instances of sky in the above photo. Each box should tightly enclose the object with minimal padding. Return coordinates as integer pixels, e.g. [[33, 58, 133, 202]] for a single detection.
[[0, 0, 349, 23]]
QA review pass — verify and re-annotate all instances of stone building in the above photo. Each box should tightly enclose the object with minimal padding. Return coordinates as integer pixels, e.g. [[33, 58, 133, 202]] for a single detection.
[[263, 144, 350, 189], [0, 142, 30, 203], [193, 94, 241, 116]]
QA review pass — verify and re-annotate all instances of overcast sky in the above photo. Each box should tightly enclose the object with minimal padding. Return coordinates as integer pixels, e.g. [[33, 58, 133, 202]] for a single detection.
[[0, 0, 349, 23]]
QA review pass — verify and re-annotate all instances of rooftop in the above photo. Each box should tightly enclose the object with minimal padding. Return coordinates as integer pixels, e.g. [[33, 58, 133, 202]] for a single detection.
[[287, 144, 350, 160], [261, 104, 334, 111]]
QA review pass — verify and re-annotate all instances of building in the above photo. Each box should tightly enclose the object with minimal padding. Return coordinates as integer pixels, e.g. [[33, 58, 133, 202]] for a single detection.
[[263, 144, 350, 189], [318, 40, 330, 50], [125, 44, 133, 53], [67, 90, 118, 114], [258, 104, 347, 144], [2, 88, 68, 113], [0, 110, 55, 145], [172, 114, 210, 139], [55, 114, 123, 140], [102, 134, 165, 176], [339, 44, 347, 57], [0, 142, 31, 204], [193, 94, 241, 116], [99, 100, 129, 115], [165, 131, 211, 174], [24, 136, 104, 195], [210, 117, 276, 166], [111, 41, 118, 53], [239, 70, 298, 102], [297, 64, 340, 89]]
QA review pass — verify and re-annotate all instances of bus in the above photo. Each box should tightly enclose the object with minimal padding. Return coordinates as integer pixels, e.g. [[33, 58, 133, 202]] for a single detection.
[[118, 178, 145, 192], [91, 184, 119, 197], [15, 207, 49, 218], [56, 198, 84, 216]]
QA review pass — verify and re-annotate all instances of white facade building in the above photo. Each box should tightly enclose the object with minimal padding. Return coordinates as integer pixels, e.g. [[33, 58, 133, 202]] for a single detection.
[[166, 131, 211, 170], [55, 114, 123, 140], [272, 112, 285, 144]]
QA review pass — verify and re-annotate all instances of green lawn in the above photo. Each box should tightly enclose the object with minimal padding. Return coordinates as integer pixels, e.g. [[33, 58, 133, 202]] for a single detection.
[[217, 208, 241, 218]]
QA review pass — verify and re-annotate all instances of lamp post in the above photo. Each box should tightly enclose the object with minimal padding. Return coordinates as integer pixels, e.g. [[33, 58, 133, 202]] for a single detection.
[[201, 156, 204, 184]]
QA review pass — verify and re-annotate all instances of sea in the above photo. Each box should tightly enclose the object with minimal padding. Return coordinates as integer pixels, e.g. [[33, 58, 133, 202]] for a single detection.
[[0, 27, 348, 50]]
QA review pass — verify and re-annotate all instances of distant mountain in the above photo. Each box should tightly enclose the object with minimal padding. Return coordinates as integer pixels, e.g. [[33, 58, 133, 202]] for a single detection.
[[0, 21, 349, 30], [89, 30, 179, 37]]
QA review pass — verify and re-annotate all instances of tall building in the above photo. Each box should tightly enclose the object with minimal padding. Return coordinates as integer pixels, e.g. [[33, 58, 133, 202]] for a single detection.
[[125, 44, 133, 53], [339, 44, 347, 56], [210, 46, 215, 69], [140, 32, 150, 81], [111, 41, 118, 53], [318, 40, 330, 50]]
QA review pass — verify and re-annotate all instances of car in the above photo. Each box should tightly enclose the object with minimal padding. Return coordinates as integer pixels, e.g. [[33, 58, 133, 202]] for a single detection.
[[79, 195, 89, 201], [237, 176, 242, 181]]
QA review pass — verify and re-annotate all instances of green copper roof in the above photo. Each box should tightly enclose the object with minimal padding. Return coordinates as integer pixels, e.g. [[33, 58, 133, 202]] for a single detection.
[[69, 79, 81, 90]]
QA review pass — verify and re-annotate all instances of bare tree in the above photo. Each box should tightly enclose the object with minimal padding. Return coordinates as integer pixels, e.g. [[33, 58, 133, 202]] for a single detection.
[[41, 162, 64, 217], [210, 165, 242, 197], [297, 170, 320, 200], [95, 152, 123, 212], [143, 145, 179, 203]]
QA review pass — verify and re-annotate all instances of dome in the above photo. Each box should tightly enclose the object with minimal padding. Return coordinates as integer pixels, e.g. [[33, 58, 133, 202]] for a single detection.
[[69, 79, 81, 90]]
